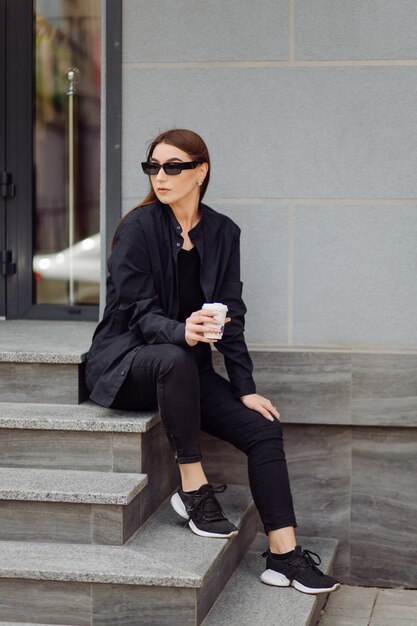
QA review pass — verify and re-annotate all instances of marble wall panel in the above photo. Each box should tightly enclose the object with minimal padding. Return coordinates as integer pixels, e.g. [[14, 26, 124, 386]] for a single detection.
[[140, 421, 180, 520], [0, 501, 92, 543], [350, 427, 417, 587], [123, 0, 288, 63], [92, 584, 195, 626], [250, 351, 352, 424], [0, 501, 133, 546], [283, 425, 352, 581], [0, 429, 113, 471], [112, 432, 142, 473], [352, 353, 417, 427], [122, 492, 144, 543], [0, 363, 80, 404], [0, 579, 91, 624], [93, 505, 123, 545]]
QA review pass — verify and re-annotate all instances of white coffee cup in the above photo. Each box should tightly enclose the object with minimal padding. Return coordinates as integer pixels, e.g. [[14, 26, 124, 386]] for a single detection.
[[202, 303, 228, 339]]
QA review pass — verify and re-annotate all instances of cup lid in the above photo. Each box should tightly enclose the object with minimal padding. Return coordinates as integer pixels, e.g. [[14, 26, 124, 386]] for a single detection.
[[202, 302, 228, 311]]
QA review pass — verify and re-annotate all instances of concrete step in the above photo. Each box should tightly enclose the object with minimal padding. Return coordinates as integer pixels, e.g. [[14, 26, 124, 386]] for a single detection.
[[0, 484, 259, 626], [0, 400, 157, 472], [0, 467, 147, 545], [0, 401, 179, 522], [0, 320, 96, 404], [202, 535, 339, 626]]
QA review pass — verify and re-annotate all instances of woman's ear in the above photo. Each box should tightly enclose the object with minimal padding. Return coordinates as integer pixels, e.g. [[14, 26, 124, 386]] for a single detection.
[[200, 162, 209, 176]]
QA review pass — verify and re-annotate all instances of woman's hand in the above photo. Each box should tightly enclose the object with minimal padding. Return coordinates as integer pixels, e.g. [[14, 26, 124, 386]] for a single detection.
[[185, 309, 231, 347], [240, 393, 280, 421]]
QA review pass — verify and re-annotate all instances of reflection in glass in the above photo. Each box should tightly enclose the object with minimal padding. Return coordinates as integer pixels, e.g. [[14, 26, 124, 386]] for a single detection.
[[33, 0, 101, 305]]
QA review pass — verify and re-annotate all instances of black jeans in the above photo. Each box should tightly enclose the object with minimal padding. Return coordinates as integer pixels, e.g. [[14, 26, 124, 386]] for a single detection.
[[110, 342, 297, 534]]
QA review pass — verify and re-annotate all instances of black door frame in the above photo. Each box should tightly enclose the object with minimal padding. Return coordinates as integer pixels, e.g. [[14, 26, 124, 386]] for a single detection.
[[0, 0, 5, 318], [1, 0, 122, 321]]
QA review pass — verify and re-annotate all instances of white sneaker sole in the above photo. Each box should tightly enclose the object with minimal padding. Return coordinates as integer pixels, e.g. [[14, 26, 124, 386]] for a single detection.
[[261, 569, 340, 594], [170, 492, 239, 539]]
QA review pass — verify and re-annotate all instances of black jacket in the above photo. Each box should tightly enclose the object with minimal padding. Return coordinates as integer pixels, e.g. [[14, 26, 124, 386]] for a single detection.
[[85, 199, 256, 407]]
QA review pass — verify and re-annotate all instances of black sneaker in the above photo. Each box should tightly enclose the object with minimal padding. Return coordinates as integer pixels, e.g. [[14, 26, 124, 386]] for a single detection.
[[170, 483, 239, 538], [261, 545, 340, 594]]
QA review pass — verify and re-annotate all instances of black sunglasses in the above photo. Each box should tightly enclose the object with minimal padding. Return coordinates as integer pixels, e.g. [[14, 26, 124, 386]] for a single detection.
[[141, 160, 202, 176]]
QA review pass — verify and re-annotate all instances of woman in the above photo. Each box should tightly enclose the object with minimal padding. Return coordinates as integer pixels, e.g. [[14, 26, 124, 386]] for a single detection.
[[85, 129, 340, 595]]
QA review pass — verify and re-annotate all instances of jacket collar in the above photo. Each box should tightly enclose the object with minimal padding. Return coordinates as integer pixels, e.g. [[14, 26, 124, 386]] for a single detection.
[[160, 202, 206, 251]]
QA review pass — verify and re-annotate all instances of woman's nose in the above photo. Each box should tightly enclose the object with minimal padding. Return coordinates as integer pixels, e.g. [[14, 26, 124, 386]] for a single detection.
[[156, 166, 167, 181]]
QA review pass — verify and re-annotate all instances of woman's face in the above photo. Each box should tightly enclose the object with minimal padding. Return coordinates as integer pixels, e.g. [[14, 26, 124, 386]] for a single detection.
[[148, 142, 208, 206]]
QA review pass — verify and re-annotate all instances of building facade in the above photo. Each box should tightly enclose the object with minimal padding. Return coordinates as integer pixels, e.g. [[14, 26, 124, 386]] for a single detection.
[[1, 0, 416, 587]]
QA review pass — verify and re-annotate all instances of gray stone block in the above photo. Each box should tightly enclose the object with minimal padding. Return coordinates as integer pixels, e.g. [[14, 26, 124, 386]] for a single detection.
[[250, 350, 352, 424], [0, 467, 147, 504], [0, 320, 95, 363], [123, 67, 417, 199], [0, 579, 91, 625], [139, 420, 180, 521], [352, 353, 417, 426], [92, 584, 196, 626], [0, 402, 161, 474], [0, 362, 82, 404], [319, 616, 368, 626], [296, 0, 417, 60], [325, 583, 378, 609], [0, 428, 114, 471], [0, 400, 158, 432], [123, 0, 288, 63], [0, 468, 148, 545], [350, 427, 417, 588]]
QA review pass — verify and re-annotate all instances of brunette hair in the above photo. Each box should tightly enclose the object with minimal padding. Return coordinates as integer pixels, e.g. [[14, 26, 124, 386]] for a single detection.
[[111, 128, 210, 250]]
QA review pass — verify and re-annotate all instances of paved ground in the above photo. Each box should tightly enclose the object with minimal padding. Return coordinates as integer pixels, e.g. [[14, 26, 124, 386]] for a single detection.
[[316, 584, 417, 626]]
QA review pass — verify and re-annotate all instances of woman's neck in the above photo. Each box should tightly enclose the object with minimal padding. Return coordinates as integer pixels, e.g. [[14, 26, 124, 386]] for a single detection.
[[169, 196, 201, 230]]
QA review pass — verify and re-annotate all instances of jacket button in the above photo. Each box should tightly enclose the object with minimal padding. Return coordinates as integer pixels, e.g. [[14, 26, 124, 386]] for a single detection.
[[121, 370, 125, 375], [176, 226, 181, 230], [176, 242, 181, 247]]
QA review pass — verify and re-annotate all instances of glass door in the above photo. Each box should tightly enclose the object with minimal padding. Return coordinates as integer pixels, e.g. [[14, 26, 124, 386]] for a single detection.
[[3, 0, 104, 320], [33, 0, 101, 307]]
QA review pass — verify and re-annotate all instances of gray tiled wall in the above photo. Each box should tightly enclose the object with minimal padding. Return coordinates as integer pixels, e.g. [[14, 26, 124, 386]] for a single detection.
[[118, 1, 417, 348], [122, 66, 417, 200], [123, 0, 289, 62], [296, 0, 417, 60]]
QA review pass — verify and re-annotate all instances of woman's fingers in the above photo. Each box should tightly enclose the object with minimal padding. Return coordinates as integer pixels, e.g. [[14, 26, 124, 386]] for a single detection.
[[257, 400, 280, 421], [240, 393, 281, 422], [257, 405, 274, 421], [185, 309, 228, 345], [268, 401, 280, 419]]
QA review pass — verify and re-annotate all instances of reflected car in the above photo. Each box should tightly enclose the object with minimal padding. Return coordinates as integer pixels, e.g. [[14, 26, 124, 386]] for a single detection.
[[33, 233, 100, 282]]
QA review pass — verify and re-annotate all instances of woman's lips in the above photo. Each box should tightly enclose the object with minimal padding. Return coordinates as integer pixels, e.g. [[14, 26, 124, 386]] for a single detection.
[[157, 188, 170, 192]]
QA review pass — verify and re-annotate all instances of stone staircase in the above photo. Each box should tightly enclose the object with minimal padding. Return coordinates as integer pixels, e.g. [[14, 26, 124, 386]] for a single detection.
[[0, 321, 339, 625]]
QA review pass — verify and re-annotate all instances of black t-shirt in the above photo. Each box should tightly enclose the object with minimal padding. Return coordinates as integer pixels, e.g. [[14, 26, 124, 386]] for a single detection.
[[177, 246, 205, 322]]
